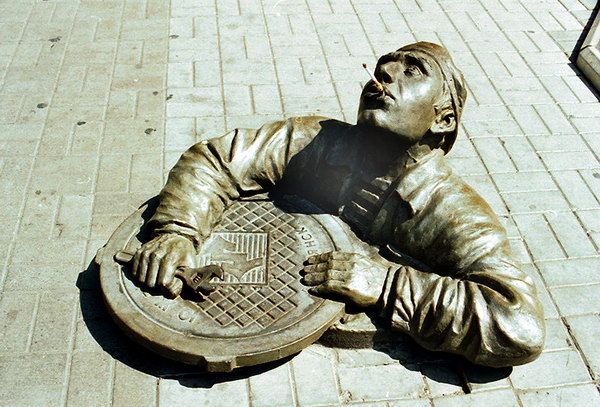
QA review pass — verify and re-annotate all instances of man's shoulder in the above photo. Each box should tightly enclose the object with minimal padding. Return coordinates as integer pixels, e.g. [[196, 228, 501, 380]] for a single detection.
[[288, 115, 352, 137], [244, 115, 354, 146]]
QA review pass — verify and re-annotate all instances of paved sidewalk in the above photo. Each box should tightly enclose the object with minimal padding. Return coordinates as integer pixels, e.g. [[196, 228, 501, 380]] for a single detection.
[[0, 0, 599, 406]]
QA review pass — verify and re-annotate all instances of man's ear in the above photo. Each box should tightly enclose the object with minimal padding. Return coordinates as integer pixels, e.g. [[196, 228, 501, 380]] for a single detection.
[[430, 105, 456, 135]]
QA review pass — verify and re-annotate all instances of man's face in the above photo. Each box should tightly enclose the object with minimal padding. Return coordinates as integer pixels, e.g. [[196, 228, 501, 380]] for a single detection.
[[357, 49, 446, 144]]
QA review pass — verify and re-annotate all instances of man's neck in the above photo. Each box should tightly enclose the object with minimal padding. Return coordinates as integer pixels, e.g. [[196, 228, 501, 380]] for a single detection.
[[355, 125, 438, 179], [406, 143, 435, 163]]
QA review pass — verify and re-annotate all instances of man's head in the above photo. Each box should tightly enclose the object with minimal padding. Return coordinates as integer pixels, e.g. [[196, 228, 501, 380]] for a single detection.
[[357, 42, 467, 154]]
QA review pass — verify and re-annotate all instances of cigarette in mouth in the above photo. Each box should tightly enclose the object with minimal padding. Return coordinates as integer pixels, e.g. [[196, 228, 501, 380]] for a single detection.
[[362, 63, 384, 93]]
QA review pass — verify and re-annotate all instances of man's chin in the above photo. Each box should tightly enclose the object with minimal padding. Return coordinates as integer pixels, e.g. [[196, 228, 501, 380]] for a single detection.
[[357, 109, 390, 131]]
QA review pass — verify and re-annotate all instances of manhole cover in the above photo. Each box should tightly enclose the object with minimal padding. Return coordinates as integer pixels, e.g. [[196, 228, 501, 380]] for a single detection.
[[96, 197, 364, 371]]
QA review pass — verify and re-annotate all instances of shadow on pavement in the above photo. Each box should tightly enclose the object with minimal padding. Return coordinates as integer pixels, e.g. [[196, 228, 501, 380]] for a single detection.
[[77, 192, 511, 390], [78, 260, 511, 391], [77, 259, 295, 388]]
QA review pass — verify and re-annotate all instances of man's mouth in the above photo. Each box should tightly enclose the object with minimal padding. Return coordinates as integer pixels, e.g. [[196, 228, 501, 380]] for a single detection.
[[364, 83, 394, 104]]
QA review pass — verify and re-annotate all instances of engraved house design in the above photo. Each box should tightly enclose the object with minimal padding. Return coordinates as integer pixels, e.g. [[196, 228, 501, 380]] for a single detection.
[[200, 232, 268, 285]]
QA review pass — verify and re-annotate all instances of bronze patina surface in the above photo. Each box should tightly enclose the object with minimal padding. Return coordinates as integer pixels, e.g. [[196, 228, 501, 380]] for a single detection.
[[99, 41, 546, 370], [97, 198, 367, 371]]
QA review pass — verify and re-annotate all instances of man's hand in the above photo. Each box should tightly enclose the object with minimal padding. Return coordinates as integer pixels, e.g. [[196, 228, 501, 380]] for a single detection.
[[132, 234, 195, 297], [302, 251, 388, 308]]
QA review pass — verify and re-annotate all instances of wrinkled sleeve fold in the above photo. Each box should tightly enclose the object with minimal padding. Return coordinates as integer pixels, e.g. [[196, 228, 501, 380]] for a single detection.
[[382, 256, 544, 367], [382, 164, 545, 367], [148, 119, 314, 247]]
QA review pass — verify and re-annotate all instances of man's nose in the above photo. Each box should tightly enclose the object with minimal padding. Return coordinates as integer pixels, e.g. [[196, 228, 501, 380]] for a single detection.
[[377, 62, 397, 84]]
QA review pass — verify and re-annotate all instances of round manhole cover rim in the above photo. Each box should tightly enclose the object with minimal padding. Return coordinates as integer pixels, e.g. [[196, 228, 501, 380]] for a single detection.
[[97, 200, 355, 371]]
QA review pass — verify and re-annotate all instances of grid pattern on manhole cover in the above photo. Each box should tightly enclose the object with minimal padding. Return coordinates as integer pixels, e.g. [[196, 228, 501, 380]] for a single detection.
[[197, 201, 300, 329]]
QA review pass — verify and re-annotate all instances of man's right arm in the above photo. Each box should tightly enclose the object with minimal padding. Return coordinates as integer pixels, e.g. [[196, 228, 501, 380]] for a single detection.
[[133, 117, 324, 295]]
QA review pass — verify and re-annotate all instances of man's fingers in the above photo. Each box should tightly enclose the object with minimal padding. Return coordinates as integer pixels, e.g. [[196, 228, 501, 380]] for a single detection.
[[305, 252, 332, 265], [303, 267, 347, 285], [163, 277, 183, 299], [137, 251, 149, 283], [132, 251, 141, 278], [303, 263, 329, 273], [305, 252, 355, 265], [325, 269, 346, 281], [303, 272, 325, 285], [158, 254, 177, 287], [331, 252, 353, 261], [145, 253, 161, 288], [327, 260, 349, 272]]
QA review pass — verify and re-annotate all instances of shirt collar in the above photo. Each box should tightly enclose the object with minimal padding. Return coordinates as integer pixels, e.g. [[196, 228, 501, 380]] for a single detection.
[[395, 149, 452, 214]]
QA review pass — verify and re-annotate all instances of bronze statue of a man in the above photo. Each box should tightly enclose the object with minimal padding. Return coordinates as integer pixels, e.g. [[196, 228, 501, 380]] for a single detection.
[[131, 42, 545, 367]]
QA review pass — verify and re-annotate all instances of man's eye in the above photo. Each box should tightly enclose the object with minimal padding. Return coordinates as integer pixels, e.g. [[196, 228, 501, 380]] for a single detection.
[[404, 65, 421, 77]]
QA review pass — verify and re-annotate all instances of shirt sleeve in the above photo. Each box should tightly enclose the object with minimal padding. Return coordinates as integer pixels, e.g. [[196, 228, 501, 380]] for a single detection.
[[148, 117, 321, 247], [382, 171, 545, 367]]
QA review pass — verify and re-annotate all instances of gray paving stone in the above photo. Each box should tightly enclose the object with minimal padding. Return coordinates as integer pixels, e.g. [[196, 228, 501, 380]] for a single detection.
[[0, 291, 37, 353], [0, 156, 34, 197], [165, 117, 196, 151], [224, 84, 253, 115], [512, 214, 565, 261], [519, 383, 600, 406], [537, 257, 600, 287], [579, 169, 600, 200], [17, 192, 60, 239], [96, 154, 131, 193], [30, 291, 76, 353], [576, 209, 600, 247], [504, 190, 570, 214], [248, 363, 295, 407], [533, 104, 577, 134], [544, 210, 597, 257], [565, 314, 600, 379], [0, 353, 67, 407], [551, 283, 600, 315], [539, 151, 599, 171], [338, 363, 426, 402], [552, 170, 600, 209], [167, 87, 224, 117], [11, 237, 86, 266], [4, 263, 82, 292], [562, 77, 600, 103], [466, 119, 523, 138], [291, 347, 340, 406], [472, 138, 517, 173], [446, 155, 488, 176], [113, 362, 157, 407], [510, 350, 591, 390], [129, 153, 163, 193], [492, 171, 556, 193], [222, 58, 277, 85], [389, 401, 431, 407], [67, 351, 113, 407], [158, 376, 250, 407], [539, 76, 581, 103], [581, 132, 600, 156], [30, 155, 97, 194], [433, 389, 519, 407], [501, 137, 546, 172]]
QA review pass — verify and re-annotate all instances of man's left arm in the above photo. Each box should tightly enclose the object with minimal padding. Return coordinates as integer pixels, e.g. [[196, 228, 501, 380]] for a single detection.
[[304, 172, 546, 367]]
